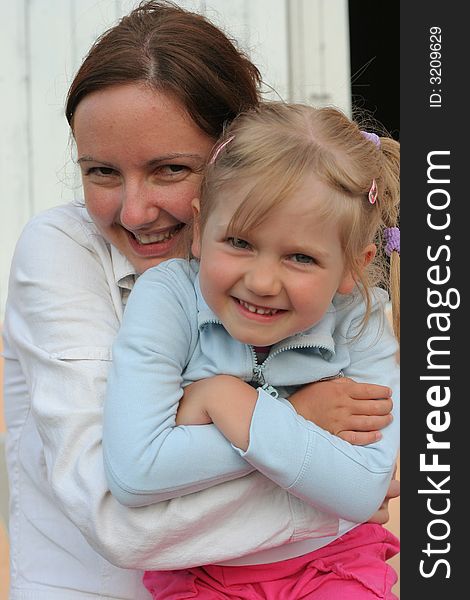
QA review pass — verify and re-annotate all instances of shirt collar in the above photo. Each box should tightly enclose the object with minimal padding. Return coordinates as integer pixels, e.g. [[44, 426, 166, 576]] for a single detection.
[[110, 244, 138, 291], [194, 271, 336, 359], [80, 201, 138, 291]]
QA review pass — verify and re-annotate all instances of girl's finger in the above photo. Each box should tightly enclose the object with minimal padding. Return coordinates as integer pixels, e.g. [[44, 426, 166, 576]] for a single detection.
[[337, 430, 382, 446]]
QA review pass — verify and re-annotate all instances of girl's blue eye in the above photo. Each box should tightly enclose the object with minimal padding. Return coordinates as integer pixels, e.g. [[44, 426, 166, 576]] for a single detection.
[[228, 237, 250, 249], [291, 253, 314, 264]]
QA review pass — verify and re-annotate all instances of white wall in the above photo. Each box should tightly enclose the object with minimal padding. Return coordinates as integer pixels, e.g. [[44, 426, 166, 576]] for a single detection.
[[0, 0, 350, 317]]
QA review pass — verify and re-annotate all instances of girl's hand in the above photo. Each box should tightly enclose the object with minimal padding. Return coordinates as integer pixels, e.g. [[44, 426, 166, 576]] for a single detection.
[[176, 376, 255, 428], [176, 376, 257, 450], [289, 377, 393, 445]]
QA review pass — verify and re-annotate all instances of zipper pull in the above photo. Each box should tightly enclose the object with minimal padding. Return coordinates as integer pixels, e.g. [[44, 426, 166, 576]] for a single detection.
[[260, 383, 279, 399], [252, 365, 265, 385]]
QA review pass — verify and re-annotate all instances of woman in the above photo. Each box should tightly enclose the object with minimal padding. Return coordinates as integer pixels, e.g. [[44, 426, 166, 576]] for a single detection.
[[3, 2, 398, 599]]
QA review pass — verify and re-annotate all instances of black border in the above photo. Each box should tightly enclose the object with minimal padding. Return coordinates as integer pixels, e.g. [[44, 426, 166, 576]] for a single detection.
[[401, 2, 465, 596]]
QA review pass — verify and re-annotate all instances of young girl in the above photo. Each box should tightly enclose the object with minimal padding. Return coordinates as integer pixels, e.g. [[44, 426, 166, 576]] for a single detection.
[[103, 102, 400, 598]]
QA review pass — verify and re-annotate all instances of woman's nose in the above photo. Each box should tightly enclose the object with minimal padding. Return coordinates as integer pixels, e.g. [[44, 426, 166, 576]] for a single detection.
[[119, 181, 161, 229]]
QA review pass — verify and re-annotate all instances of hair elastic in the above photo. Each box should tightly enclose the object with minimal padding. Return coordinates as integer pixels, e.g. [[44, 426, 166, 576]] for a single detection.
[[384, 227, 400, 256], [361, 131, 381, 147], [209, 135, 235, 164]]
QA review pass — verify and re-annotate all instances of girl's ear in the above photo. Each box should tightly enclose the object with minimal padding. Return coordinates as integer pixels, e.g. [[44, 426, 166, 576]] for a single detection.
[[337, 244, 377, 294], [191, 198, 201, 258], [362, 243, 377, 268]]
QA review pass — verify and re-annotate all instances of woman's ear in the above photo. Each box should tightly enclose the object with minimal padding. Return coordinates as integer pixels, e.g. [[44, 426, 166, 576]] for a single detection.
[[191, 198, 201, 258], [337, 244, 377, 294]]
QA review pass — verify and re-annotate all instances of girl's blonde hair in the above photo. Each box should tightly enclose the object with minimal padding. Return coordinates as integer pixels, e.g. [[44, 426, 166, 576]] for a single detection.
[[199, 102, 400, 342]]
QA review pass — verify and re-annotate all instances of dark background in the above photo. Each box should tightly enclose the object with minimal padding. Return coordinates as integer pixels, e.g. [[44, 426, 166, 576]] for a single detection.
[[349, 1, 399, 139]]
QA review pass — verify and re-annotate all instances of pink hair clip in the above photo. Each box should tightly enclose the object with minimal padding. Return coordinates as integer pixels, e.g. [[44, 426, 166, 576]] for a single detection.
[[368, 179, 378, 204], [361, 131, 380, 204], [209, 135, 235, 164]]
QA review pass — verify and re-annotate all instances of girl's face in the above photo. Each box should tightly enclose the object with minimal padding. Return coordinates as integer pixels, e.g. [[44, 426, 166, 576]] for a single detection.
[[193, 174, 365, 347], [74, 83, 214, 273]]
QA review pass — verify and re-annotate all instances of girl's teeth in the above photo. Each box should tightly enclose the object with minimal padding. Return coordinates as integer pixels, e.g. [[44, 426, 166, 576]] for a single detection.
[[240, 300, 278, 315]]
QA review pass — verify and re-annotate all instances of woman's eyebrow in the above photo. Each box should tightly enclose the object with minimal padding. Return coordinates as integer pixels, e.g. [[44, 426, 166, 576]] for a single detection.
[[77, 153, 205, 165], [146, 153, 207, 166], [77, 155, 101, 164]]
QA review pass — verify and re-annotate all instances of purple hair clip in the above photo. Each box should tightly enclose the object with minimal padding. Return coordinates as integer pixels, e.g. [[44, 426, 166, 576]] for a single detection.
[[384, 227, 400, 257], [209, 135, 235, 164]]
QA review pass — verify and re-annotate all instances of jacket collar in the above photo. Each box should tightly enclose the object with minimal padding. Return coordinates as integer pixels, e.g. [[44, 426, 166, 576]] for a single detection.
[[194, 272, 336, 359]]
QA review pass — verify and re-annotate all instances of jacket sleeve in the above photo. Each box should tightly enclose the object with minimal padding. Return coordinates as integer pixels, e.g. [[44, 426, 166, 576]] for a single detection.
[[103, 263, 255, 506], [236, 294, 400, 523], [2, 211, 327, 570]]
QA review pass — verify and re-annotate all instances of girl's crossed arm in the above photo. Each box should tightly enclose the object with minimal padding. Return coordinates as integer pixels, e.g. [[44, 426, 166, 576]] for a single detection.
[[177, 293, 399, 523], [104, 262, 397, 523]]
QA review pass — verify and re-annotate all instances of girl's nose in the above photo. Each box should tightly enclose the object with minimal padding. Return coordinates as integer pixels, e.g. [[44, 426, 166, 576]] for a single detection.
[[244, 260, 282, 297], [119, 182, 161, 230]]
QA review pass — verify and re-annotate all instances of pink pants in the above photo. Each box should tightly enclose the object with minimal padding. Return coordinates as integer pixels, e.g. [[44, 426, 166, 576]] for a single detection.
[[143, 523, 399, 599]]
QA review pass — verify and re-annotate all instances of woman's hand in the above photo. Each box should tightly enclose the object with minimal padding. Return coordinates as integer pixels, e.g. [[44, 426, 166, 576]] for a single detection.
[[368, 476, 400, 524], [368, 462, 400, 525], [289, 377, 393, 445]]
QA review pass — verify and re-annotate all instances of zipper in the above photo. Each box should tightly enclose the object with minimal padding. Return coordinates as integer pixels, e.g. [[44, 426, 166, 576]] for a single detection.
[[250, 346, 265, 385], [202, 319, 338, 386], [250, 341, 334, 386]]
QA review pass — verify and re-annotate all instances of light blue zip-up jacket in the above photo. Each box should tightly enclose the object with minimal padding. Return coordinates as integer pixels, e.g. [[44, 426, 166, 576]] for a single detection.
[[104, 258, 399, 528]]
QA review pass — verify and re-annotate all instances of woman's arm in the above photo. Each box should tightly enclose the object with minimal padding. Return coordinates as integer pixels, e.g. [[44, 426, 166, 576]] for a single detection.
[[3, 207, 329, 570]]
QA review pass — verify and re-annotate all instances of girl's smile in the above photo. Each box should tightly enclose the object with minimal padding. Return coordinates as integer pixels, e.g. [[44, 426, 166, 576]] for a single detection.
[[232, 296, 287, 320]]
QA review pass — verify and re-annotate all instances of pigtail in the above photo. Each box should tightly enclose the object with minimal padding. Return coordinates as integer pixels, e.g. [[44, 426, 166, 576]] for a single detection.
[[389, 247, 400, 343], [377, 137, 400, 343]]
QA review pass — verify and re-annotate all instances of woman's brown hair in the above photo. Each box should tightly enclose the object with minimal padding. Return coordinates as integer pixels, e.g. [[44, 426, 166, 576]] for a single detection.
[[66, 0, 262, 138]]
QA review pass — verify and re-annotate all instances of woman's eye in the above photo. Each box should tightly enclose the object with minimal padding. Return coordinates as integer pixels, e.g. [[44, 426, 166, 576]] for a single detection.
[[228, 237, 251, 250], [87, 166, 118, 177], [156, 164, 190, 178], [290, 253, 315, 264]]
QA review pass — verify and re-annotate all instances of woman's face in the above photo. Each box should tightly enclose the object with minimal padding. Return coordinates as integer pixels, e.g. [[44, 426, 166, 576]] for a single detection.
[[73, 83, 215, 273]]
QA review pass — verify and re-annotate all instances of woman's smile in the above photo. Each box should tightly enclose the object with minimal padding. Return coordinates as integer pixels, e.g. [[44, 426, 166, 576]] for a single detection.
[[124, 223, 186, 258]]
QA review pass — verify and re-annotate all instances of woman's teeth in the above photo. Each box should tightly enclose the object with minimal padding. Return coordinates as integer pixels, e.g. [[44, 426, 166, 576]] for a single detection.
[[239, 299, 279, 315], [133, 225, 182, 244]]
